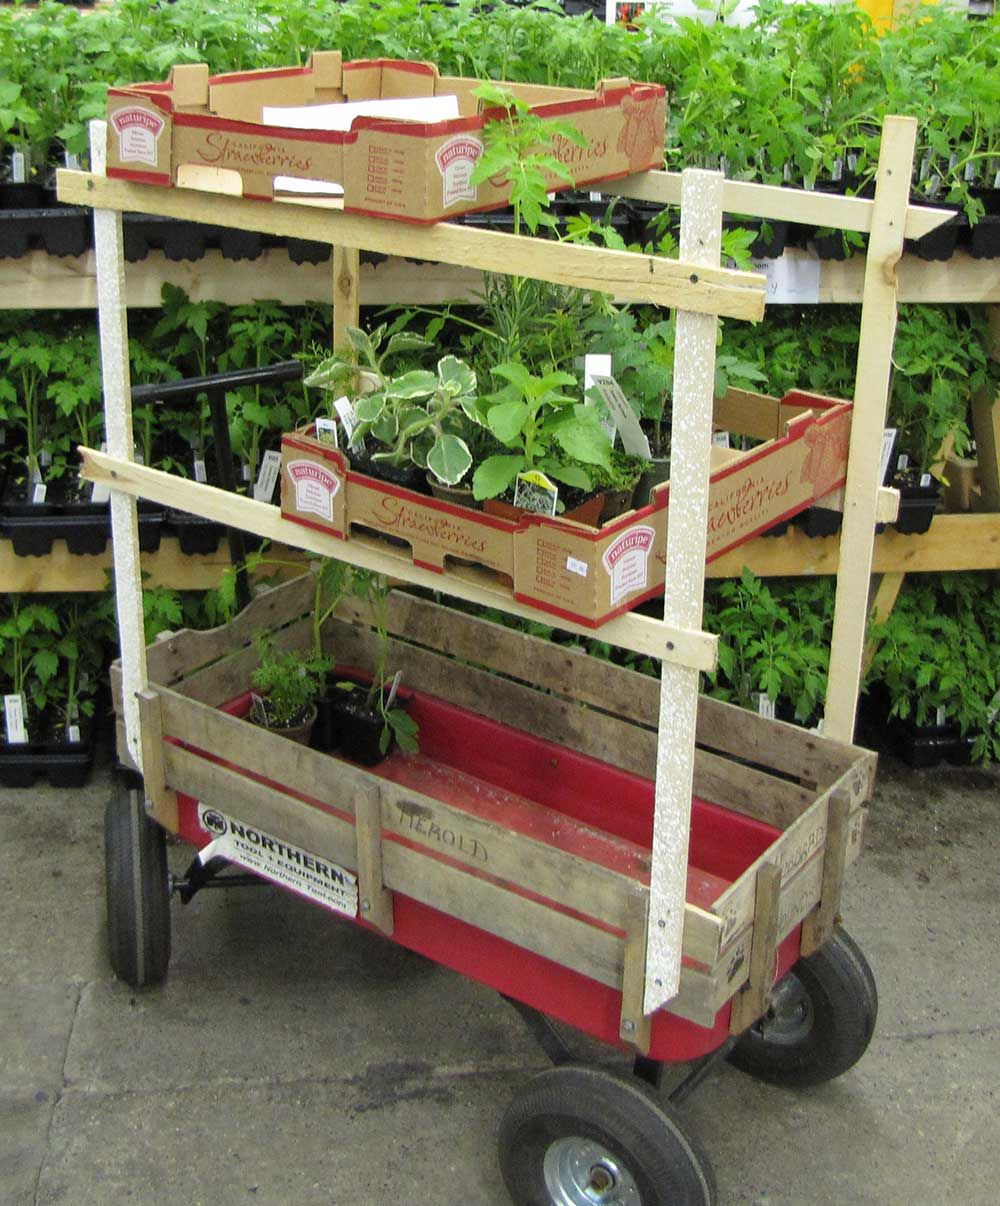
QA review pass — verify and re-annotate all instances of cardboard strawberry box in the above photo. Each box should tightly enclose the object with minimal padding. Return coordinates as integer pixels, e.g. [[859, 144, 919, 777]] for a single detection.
[[106, 52, 666, 223], [280, 388, 851, 627]]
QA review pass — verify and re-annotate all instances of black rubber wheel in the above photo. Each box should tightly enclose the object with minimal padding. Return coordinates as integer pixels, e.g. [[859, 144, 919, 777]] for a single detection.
[[104, 781, 171, 988], [498, 1064, 715, 1205], [727, 927, 877, 1089]]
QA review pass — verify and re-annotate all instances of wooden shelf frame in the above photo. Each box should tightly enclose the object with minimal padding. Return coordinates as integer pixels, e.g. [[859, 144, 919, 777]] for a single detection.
[[66, 114, 934, 1021]]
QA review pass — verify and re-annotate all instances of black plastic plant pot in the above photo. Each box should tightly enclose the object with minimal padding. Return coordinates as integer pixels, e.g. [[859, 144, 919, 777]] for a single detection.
[[0, 182, 46, 209], [910, 211, 964, 261], [893, 490, 939, 535], [812, 229, 856, 261], [890, 719, 963, 769], [0, 725, 96, 788], [969, 215, 1000, 260], [41, 208, 92, 257], [751, 219, 789, 259], [122, 214, 208, 262], [217, 227, 265, 261], [165, 509, 225, 555], [792, 506, 842, 538], [284, 237, 331, 265]]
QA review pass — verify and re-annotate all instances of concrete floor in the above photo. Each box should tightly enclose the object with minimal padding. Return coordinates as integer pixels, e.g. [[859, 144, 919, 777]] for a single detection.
[[2, 747, 998, 1205]]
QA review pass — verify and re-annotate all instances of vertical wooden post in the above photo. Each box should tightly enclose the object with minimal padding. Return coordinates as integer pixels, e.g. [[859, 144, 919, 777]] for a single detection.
[[354, 782, 393, 934], [729, 862, 782, 1035], [135, 689, 178, 832], [619, 890, 653, 1053], [332, 245, 361, 351], [800, 790, 852, 956], [90, 120, 148, 775], [644, 170, 723, 1014], [824, 117, 917, 743]]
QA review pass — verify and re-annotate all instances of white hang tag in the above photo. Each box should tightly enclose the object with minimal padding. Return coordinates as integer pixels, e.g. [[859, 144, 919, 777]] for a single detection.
[[384, 670, 403, 710], [11, 151, 26, 183], [193, 458, 208, 483], [32, 483, 47, 504], [253, 449, 282, 503], [333, 396, 360, 445], [880, 428, 897, 485], [92, 440, 111, 501], [752, 255, 821, 305], [315, 417, 339, 447], [67, 724, 81, 744], [712, 431, 731, 449], [4, 695, 27, 744], [756, 693, 776, 720], [589, 375, 651, 459], [584, 354, 616, 441], [514, 471, 559, 517]]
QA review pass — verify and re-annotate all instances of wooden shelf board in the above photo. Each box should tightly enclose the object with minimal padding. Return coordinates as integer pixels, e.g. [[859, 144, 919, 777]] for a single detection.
[[5, 244, 1000, 310], [7, 513, 996, 593]]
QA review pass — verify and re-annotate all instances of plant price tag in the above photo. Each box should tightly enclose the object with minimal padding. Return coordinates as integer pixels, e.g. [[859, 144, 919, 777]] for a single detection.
[[193, 458, 208, 483], [67, 724, 81, 744], [4, 694, 27, 744], [589, 374, 651, 459], [11, 151, 26, 183], [384, 670, 403, 710], [755, 693, 776, 720], [584, 354, 615, 440], [333, 396, 361, 445], [32, 483, 47, 504], [751, 254, 821, 305], [514, 471, 559, 517], [91, 442, 111, 503], [315, 417, 339, 448], [253, 450, 282, 503], [880, 428, 897, 484]]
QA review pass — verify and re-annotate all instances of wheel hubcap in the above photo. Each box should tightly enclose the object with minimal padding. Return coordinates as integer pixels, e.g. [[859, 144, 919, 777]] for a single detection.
[[543, 1136, 641, 1205], [756, 972, 814, 1046]]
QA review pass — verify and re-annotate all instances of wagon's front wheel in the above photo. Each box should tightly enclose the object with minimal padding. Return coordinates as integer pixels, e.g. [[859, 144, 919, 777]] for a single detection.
[[498, 1064, 715, 1205], [727, 926, 877, 1089], [104, 779, 171, 988]]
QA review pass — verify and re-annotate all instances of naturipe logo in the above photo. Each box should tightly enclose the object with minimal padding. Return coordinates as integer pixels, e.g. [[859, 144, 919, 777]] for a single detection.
[[602, 525, 655, 605], [110, 106, 166, 167], [434, 135, 483, 207], [287, 459, 341, 523]]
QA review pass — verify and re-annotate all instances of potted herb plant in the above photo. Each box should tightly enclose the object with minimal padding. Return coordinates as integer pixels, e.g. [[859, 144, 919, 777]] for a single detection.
[[325, 570, 419, 766]]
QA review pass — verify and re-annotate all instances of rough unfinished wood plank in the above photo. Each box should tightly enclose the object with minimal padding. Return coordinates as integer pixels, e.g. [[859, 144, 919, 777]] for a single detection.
[[620, 891, 653, 1052], [355, 781, 393, 935], [57, 170, 766, 321], [135, 689, 178, 832], [728, 862, 782, 1034], [332, 245, 360, 351], [825, 117, 917, 742], [799, 789, 852, 956]]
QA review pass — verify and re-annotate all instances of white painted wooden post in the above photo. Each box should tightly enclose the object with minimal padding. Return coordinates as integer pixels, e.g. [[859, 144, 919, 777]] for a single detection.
[[644, 170, 723, 1013], [90, 120, 148, 773]]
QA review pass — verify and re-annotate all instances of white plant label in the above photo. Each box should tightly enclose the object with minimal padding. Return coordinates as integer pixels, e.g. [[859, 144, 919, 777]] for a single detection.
[[32, 483, 47, 504], [752, 254, 821, 305], [241, 462, 252, 482], [11, 151, 26, 183], [384, 670, 403, 710], [4, 695, 27, 744], [897, 453, 910, 471], [193, 458, 208, 483], [197, 803, 358, 919], [584, 354, 616, 441], [880, 428, 897, 485], [315, 417, 339, 448], [514, 471, 559, 517], [919, 472, 932, 489], [712, 431, 731, 448], [589, 374, 651, 459], [756, 693, 776, 720], [936, 706, 947, 727], [333, 395, 361, 444], [253, 450, 282, 503], [67, 724, 81, 744], [91, 479, 111, 504], [39, 449, 52, 467]]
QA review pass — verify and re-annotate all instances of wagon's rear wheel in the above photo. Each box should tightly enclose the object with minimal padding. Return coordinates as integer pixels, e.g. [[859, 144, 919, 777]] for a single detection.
[[727, 927, 877, 1089], [104, 780, 171, 988], [498, 1064, 715, 1205]]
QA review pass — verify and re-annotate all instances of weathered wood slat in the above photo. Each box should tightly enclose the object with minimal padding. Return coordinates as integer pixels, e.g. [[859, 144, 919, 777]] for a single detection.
[[729, 862, 782, 1034]]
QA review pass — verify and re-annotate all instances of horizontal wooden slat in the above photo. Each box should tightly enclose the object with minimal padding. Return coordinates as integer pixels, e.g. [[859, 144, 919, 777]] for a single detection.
[[609, 169, 953, 240], [80, 448, 716, 668], [58, 170, 766, 321], [145, 573, 314, 685]]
